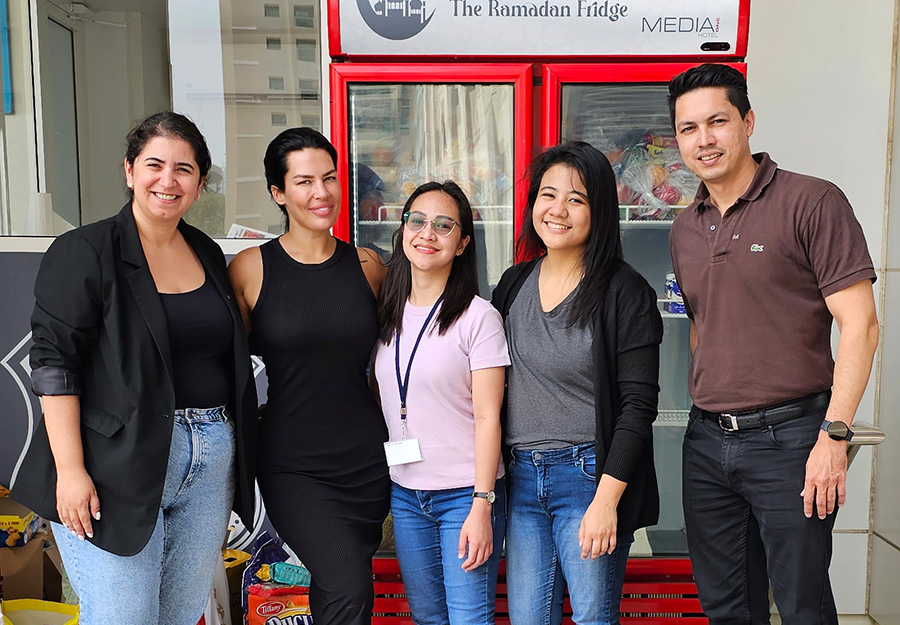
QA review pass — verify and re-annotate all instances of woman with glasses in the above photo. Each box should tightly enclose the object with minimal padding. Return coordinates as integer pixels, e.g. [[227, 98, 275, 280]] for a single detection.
[[228, 128, 389, 625], [374, 181, 509, 625], [491, 142, 663, 625]]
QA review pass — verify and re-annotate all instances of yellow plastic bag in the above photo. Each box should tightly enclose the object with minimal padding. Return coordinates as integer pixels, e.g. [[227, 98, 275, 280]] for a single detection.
[[1, 599, 78, 625]]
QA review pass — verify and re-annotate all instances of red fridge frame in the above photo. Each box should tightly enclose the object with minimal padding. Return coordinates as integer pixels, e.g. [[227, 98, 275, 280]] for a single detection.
[[542, 62, 748, 148], [329, 63, 534, 242], [327, 1, 751, 62]]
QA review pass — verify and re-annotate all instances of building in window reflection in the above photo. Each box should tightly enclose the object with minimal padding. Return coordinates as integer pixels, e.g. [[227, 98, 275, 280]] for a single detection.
[[217, 0, 323, 235]]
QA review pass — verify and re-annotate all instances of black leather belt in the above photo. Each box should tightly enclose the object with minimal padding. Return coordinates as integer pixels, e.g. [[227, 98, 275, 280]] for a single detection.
[[697, 391, 830, 432]]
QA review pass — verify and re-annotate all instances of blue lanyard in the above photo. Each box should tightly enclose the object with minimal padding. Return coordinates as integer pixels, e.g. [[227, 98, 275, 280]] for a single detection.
[[395, 295, 444, 431]]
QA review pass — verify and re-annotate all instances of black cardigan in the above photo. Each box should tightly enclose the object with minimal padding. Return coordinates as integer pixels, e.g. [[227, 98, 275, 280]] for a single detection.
[[492, 258, 663, 535], [13, 205, 258, 556]]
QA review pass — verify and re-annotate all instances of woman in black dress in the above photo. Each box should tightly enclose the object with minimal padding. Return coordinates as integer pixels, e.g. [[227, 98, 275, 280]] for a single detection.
[[229, 128, 390, 625]]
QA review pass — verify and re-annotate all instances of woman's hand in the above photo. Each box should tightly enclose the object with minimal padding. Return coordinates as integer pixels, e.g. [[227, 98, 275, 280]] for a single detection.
[[579, 497, 617, 559], [458, 501, 494, 572], [56, 466, 100, 540], [579, 474, 627, 559]]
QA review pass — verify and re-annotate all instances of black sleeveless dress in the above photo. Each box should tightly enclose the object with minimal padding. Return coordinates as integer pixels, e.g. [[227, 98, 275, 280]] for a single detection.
[[251, 238, 390, 625]]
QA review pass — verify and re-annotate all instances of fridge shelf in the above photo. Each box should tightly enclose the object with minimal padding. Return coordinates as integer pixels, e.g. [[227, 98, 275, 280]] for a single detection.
[[657, 299, 688, 320], [619, 205, 687, 228], [656, 409, 690, 426], [620, 219, 676, 228], [358, 220, 513, 227]]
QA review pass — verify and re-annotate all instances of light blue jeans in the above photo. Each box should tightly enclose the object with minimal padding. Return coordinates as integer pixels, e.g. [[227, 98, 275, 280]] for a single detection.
[[53, 406, 235, 625], [391, 478, 507, 625], [506, 444, 633, 625]]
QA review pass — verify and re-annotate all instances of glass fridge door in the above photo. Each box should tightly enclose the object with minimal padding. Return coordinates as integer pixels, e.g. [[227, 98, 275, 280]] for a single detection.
[[344, 82, 516, 296], [560, 79, 698, 556]]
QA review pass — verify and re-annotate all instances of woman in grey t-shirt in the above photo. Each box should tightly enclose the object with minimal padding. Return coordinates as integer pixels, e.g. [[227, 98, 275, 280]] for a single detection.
[[492, 142, 663, 625]]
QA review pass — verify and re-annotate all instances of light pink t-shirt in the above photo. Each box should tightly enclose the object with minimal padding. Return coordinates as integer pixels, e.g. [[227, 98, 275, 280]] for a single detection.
[[374, 296, 510, 490]]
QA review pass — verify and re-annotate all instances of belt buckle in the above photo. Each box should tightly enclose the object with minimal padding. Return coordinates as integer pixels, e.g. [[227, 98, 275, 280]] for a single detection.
[[719, 413, 739, 431]]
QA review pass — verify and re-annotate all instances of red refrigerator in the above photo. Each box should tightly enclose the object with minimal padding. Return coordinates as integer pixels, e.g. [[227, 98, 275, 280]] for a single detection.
[[329, 0, 749, 558]]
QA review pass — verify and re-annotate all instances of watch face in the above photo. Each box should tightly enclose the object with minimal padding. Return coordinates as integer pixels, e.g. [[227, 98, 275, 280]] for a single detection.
[[474, 491, 496, 504], [827, 421, 850, 440]]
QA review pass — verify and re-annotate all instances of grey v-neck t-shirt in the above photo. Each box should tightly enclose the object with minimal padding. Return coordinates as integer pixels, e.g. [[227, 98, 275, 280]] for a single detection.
[[505, 260, 595, 450]]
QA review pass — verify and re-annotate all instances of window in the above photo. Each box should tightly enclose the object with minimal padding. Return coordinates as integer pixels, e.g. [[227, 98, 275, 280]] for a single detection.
[[296, 39, 316, 63], [2, 1, 326, 238], [299, 79, 318, 100], [293, 5, 314, 28]]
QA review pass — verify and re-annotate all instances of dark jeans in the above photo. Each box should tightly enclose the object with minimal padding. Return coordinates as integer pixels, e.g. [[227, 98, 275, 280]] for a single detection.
[[682, 403, 838, 625]]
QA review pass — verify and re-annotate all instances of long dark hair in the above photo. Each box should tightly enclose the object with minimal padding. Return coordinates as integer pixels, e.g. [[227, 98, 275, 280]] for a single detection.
[[263, 127, 338, 230], [378, 181, 478, 343], [515, 141, 623, 328], [125, 111, 211, 198]]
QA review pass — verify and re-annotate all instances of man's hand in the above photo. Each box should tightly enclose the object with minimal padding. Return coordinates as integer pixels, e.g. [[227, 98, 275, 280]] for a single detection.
[[801, 431, 848, 519]]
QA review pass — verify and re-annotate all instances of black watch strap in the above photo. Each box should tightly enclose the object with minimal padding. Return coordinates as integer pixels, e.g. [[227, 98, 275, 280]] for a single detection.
[[473, 490, 496, 504]]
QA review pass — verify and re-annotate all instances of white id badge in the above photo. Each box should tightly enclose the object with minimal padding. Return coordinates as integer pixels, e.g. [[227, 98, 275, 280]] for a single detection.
[[384, 438, 423, 466]]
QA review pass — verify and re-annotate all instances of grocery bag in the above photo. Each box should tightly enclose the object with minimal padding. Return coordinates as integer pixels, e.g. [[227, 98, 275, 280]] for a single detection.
[[1, 599, 78, 625]]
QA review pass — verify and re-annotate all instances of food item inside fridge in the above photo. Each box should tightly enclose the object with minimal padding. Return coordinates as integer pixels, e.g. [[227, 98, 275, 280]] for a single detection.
[[619, 150, 669, 220], [613, 134, 700, 220]]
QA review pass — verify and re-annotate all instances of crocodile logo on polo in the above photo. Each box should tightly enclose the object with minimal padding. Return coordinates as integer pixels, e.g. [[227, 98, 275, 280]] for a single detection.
[[750, 243, 764, 252], [357, 0, 434, 40]]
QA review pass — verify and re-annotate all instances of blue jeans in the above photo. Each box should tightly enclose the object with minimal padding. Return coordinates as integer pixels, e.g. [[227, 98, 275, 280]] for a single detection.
[[506, 444, 633, 625], [391, 478, 507, 625], [53, 406, 235, 625], [683, 403, 838, 625]]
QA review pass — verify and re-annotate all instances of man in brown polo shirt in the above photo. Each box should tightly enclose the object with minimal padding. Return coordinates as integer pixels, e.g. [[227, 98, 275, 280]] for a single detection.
[[668, 64, 879, 624]]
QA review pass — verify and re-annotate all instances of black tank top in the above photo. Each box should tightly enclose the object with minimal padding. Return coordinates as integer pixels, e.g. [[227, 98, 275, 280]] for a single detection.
[[159, 274, 233, 409], [251, 238, 388, 476]]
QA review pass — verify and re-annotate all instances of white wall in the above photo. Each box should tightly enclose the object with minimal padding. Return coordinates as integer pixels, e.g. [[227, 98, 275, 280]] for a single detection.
[[5, 0, 40, 234], [81, 13, 131, 225], [80, 10, 172, 225], [872, 5, 900, 623], [745, 0, 896, 616]]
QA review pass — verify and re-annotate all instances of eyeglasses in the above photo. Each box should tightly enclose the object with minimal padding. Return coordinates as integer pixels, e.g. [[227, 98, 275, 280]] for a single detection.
[[403, 211, 459, 237]]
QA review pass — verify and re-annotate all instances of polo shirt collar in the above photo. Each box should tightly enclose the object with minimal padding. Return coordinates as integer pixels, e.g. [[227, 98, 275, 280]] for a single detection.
[[694, 152, 778, 213]]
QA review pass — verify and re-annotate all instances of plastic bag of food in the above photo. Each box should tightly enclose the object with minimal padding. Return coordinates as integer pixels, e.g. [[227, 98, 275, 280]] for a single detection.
[[246, 583, 311, 625], [241, 532, 290, 622], [620, 160, 668, 220]]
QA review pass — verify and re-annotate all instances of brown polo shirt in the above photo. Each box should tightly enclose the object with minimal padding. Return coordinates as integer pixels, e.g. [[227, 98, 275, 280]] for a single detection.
[[669, 153, 876, 412]]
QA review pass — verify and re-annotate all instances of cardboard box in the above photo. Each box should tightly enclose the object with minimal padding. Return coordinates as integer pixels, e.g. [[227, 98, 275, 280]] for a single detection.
[[0, 535, 44, 601], [42, 543, 62, 603], [223, 549, 250, 625], [0, 500, 40, 549]]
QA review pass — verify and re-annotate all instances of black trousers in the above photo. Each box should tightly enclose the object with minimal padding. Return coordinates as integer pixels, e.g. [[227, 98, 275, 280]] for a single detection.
[[682, 403, 838, 625]]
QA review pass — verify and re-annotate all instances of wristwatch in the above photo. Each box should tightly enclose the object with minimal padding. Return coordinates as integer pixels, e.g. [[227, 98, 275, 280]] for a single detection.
[[473, 490, 496, 505], [820, 419, 854, 441]]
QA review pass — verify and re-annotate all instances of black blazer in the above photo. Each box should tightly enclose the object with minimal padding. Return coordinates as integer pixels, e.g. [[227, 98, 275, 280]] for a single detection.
[[12, 205, 257, 556], [492, 258, 663, 536]]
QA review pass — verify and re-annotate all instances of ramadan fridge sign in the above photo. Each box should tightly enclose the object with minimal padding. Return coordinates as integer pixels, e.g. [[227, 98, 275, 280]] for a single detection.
[[335, 0, 744, 57]]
